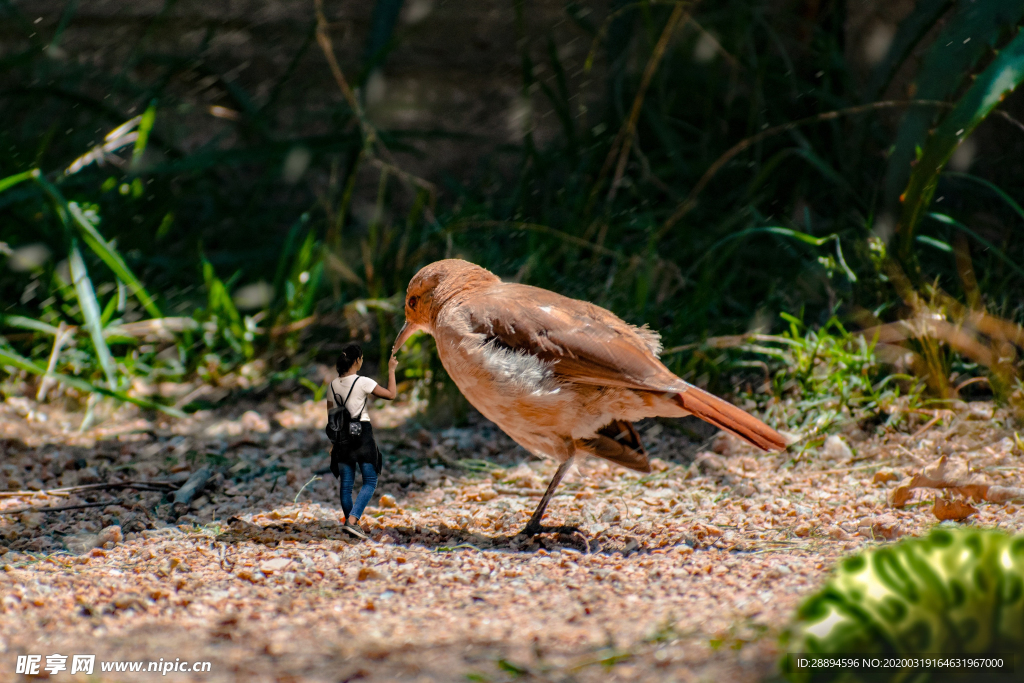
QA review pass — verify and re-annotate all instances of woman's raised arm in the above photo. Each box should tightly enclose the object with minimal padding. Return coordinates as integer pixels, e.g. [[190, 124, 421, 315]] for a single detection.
[[371, 355, 399, 400]]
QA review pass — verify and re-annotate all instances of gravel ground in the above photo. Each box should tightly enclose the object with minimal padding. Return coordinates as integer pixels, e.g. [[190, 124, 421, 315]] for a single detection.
[[1, 394, 1022, 682]]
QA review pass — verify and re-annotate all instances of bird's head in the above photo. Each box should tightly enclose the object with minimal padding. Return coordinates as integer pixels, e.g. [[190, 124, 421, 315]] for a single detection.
[[391, 259, 499, 355]]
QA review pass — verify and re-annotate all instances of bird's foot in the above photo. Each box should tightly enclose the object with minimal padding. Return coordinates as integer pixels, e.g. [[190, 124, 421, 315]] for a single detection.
[[515, 523, 580, 539]]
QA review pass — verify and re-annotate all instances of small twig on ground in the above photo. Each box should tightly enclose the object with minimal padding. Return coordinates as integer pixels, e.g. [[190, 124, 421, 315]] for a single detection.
[[566, 648, 633, 673], [804, 460, 897, 477], [620, 495, 632, 524], [493, 486, 575, 498], [0, 481, 177, 499], [910, 414, 943, 439], [493, 486, 543, 497], [576, 531, 591, 555], [173, 467, 212, 506], [36, 321, 73, 402], [294, 476, 322, 504], [896, 444, 928, 466], [217, 542, 232, 571], [0, 500, 123, 516]]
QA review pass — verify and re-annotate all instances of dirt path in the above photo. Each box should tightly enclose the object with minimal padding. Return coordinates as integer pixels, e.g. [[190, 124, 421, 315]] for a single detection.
[[1, 397, 1022, 681]]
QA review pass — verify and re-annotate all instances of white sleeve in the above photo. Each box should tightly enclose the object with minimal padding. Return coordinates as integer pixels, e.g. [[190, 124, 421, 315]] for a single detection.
[[359, 377, 378, 395]]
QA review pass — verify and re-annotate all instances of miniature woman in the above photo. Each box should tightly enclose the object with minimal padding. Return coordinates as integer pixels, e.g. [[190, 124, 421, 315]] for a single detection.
[[328, 344, 398, 538]]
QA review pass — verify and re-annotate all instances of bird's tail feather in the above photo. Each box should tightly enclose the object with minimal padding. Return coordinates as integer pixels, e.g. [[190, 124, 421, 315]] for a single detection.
[[674, 387, 787, 452]]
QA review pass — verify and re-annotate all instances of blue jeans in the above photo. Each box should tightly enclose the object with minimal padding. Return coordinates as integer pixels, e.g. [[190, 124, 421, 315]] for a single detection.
[[340, 460, 377, 521]]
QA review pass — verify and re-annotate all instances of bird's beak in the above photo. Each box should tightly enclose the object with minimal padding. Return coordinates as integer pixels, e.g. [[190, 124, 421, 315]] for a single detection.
[[391, 322, 424, 356]]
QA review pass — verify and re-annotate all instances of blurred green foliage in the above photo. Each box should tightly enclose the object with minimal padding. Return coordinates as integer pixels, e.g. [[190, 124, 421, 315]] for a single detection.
[[1, 0, 1023, 424]]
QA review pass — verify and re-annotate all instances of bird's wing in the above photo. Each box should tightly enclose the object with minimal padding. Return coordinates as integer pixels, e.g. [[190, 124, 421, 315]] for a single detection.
[[457, 284, 684, 393]]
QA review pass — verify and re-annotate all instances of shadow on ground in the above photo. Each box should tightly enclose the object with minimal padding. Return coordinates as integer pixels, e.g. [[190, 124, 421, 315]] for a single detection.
[[219, 517, 595, 553]]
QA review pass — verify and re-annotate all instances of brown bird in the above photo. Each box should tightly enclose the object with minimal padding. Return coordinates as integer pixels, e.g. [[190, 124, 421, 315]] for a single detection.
[[392, 259, 786, 537]]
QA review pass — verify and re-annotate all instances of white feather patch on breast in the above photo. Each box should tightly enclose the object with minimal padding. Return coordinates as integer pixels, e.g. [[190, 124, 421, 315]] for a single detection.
[[440, 306, 561, 397], [462, 333, 560, 396]]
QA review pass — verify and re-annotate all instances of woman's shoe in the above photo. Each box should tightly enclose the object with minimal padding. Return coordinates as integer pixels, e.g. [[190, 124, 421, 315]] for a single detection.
[[342, 522, 368, 540]]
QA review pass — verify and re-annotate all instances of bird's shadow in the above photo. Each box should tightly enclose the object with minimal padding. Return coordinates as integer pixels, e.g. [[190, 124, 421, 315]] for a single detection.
[[219, 517, 596, 554]]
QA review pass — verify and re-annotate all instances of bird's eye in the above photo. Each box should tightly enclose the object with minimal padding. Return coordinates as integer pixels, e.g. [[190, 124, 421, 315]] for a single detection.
[[407, 296, 419, 310]]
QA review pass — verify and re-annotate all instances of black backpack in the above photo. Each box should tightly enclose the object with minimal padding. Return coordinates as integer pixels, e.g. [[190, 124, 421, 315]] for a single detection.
[[326, 378, 366, 445]]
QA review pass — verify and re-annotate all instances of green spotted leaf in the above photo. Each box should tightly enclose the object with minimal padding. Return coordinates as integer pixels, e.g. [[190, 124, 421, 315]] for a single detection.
[[783, 529, 1024, 683]]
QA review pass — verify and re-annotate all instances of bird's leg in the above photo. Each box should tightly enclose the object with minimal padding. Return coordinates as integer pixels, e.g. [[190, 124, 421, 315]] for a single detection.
[[517, 457, 577, 538]]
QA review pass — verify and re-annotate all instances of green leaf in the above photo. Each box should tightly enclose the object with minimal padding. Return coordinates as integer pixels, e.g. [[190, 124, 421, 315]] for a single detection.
[[926, 212, 1024, 279], [69, 242, 118, 390], [746, 147, 858, 203], [943, 171, 1024, 224], [131, 100, 157, 168], [271, 215, 309, 307], [895, 27, 1024, 261], [100, 289, 120, 327], [0, 315, 61, 336], [688, 226, 857, 282], [32, 174, 162, 317], [202, 258, 243, 327], [884, 1, 1024, 208], [200, 255, 252, 357], [915, 234, 953, 253], [156, 211, 175, 239], [361, 0, 405, 78], [865, 0, 954, 100], [0, 346, 184, 417], [538, 33, 577, 153], [68, 201, 162, 317], [298, 378, 328, 401], [0, 168, 39, 193], [495, 659, 528, 677], [298, 260, 324, 318]]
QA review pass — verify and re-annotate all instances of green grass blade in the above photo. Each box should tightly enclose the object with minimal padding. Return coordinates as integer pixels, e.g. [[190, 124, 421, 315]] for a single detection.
[[915, 234, 953, 253], [33, 174, 162, 317], [69, 242, 118, 390], [926, 212, 1024, 279], [271, 215, 308, 305], [0, 346, 184, 417], [201, 255, 251, 356], [832, 238, 857, 283], [100, 290, 119, 326], [0, 168, 39, 193], [67, 201, 162, 318], [131, 100, 157, 168], [0, 315, 61, 336], [895, 28, 1024, 261], [943, 171, 1024, 224], [884, 2, 1024, 208], [865, 0, 953, 100], [361, 0, 405, 79], [293, 229, 319, 280], [747, 147, 860, 205], [202, 257, 244, 329], [299, 260, 324, 318], [685, 227, 856, 282], [46, 0, 80, 51], [539, 33, 577, 153]]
